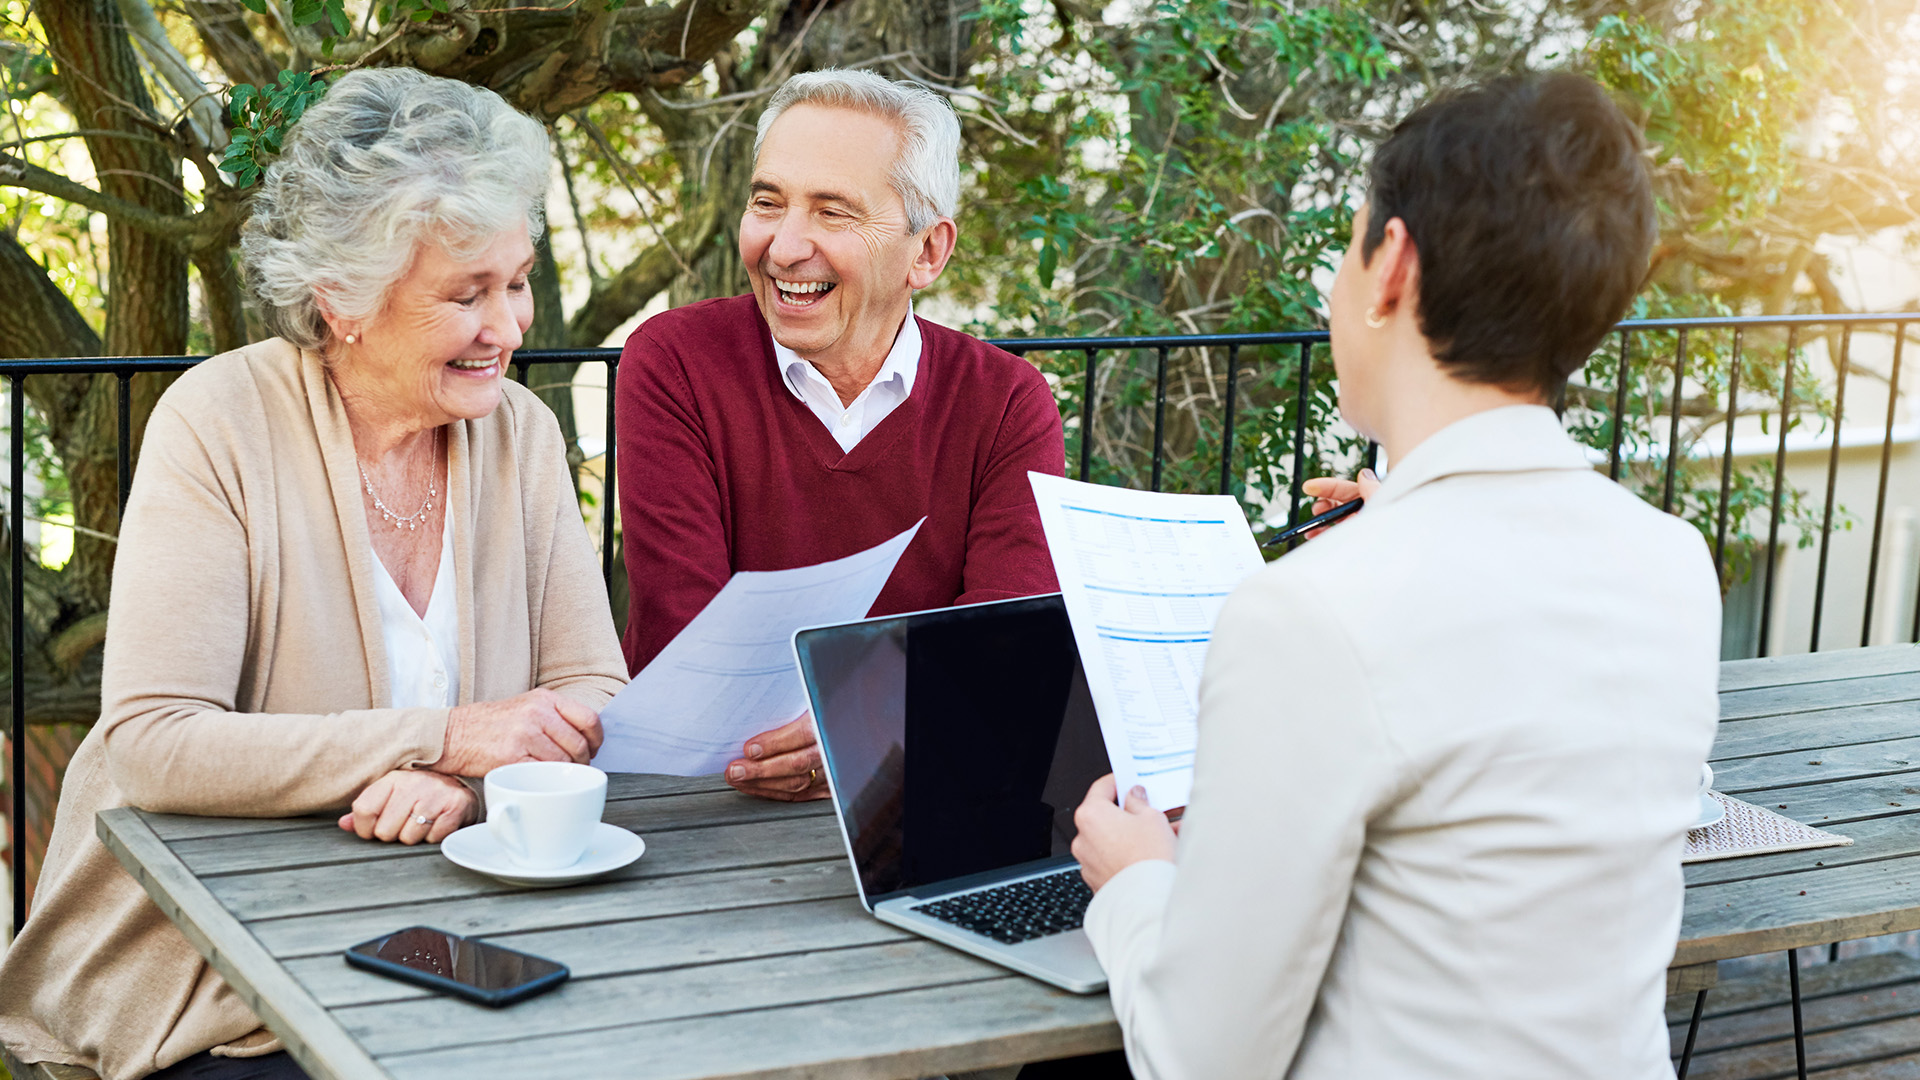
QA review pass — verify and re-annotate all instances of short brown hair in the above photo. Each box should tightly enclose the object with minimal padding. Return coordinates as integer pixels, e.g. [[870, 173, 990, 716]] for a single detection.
[[1363, 73, 1655, 397]]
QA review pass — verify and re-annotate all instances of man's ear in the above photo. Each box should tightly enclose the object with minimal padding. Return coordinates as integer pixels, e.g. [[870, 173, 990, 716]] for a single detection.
[[907, 218, 958, 291], [1369, 216, 1420, 322]]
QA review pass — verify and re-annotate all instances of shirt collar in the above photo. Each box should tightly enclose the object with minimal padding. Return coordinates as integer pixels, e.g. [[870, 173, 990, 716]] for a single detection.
[[776, 303, 921, 402], [1368, 404, 1593, 509]]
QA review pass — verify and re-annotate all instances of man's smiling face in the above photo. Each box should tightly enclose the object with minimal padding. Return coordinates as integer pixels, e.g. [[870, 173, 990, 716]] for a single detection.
[[739, 103, 925, 365]]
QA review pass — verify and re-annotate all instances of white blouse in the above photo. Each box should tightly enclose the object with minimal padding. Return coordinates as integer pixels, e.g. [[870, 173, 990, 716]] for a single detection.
[[370, 518, 460, 710]]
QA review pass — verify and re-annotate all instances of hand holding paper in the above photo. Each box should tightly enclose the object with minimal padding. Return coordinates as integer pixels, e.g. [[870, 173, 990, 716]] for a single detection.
[[1028, 474, 1264, 811], [593, 520, 924, 776]]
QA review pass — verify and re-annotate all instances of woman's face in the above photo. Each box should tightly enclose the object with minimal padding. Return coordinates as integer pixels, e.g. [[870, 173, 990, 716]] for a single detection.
[[339, 225, 536, 426], [1328, 202, 1381, 438]]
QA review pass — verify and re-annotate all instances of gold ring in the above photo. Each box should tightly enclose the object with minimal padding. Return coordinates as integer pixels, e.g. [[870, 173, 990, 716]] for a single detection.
[[808, 767, 819, 786]]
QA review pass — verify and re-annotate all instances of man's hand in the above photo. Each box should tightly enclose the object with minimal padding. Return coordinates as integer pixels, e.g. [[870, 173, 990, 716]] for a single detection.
[[433, 689, 605, 777], [339, 770, 477, 844], [727, 713, 828, 802], [1299, 468, 1381, 538], [1072, 774, 1177, 891]]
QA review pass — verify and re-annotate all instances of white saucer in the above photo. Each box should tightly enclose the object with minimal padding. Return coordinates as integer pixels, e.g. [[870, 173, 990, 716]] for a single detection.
[[441, 822, 645, 887], [1693, 792, 1726, 831]]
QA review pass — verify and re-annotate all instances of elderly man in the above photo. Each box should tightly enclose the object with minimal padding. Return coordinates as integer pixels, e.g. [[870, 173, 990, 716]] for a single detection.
[[615, 69, 1064, 802]]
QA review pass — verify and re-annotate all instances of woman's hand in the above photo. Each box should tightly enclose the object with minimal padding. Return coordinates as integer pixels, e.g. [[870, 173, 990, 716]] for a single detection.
[[727, 713, 829, 802], [1299, 468, 1381, 538], [1071, 775, 1177, 891], [433, 688, 604, 777], [339, 770, 476, 844]]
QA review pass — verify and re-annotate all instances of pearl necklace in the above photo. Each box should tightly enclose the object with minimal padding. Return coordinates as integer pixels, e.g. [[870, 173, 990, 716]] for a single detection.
[[359, 429, 440, 532]]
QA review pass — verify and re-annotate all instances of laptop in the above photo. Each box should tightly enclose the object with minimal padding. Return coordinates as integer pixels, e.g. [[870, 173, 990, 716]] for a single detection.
[[793, 592, 1110, 994]]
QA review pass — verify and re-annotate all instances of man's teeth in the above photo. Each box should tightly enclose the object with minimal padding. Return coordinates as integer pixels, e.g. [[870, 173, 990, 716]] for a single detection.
[[777, 280, 833, 294]]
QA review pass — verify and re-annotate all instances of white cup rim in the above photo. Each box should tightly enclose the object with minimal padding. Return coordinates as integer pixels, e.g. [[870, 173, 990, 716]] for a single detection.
[[485, 761, 606, 796]]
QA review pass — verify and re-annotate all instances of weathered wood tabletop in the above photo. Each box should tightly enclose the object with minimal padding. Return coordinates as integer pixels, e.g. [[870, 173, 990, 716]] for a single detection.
[[94, 643, 1920, 1080], [1680, 643, 1920, 967]]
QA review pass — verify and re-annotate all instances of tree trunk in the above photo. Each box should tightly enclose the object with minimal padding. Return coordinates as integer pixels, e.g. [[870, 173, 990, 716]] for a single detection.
[[0, 234, 101, 360], [40, 0, 191, 612]]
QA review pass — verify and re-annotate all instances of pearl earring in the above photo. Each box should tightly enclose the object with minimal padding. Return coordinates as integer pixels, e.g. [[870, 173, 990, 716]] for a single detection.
[[344, 334, 357, 345], [1364, 307, 1388, 329]]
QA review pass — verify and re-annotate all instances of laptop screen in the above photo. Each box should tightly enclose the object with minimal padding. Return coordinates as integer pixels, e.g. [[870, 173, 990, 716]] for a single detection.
[[797, 594, 1109, 902]]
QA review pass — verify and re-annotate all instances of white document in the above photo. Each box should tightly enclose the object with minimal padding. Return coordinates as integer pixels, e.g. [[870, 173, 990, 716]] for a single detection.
[[593, 520, 924, 776], [1029, 473, 1265, 810]]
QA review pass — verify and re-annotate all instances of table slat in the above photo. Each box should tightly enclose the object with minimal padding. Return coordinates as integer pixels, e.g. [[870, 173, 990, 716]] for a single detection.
[[247, 859, 857, 959], [339, 939, 1001, 1057], [96, 808, 386, 1080], [1718, 644, 1920, 692], [376, 977, 1119, 1080], [284, 896, 910, 1009]]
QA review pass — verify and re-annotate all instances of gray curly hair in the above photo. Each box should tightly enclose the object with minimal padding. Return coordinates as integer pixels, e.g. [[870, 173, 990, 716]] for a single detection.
[[240, 68, 551, 350]]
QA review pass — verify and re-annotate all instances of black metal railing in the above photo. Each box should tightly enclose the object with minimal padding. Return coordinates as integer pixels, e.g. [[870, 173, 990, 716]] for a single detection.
[[6, 310, 1920, 934]]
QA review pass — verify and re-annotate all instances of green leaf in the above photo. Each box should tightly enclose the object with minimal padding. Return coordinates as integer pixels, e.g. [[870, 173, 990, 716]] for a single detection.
[[1037, 242, 1058, 289]]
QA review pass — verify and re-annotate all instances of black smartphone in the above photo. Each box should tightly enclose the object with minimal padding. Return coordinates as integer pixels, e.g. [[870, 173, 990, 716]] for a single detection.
[[343, 926, 568, 1007]]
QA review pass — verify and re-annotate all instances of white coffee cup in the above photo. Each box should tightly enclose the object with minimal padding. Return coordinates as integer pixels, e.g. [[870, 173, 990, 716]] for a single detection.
[[1699, 762, 1715, 795], [485, 762, 607, 870]]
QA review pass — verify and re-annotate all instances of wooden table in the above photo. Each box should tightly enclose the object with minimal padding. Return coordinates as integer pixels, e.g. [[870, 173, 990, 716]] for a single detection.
[[98, 774, 1116, 1080], [94, 643, 1920, 1080]]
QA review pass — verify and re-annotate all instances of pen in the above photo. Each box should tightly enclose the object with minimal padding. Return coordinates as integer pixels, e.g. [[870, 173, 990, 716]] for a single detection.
[[1261, 497, 1363, 549]]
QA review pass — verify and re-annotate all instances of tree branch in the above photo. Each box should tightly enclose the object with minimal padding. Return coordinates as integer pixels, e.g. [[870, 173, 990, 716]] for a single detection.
[[115, 0, 229, 150], [0, 151, 206, 239], [567, 201, 722, 347]]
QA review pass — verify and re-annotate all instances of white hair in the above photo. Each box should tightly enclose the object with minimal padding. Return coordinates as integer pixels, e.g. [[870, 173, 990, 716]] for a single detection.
[[240, 68, 551, 350], [754, 68, 960, 235]]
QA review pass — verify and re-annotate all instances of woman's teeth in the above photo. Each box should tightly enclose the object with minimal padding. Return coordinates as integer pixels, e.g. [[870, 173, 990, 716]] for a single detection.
[[776, 280, 835, 306], [449, 357, 498, 371]]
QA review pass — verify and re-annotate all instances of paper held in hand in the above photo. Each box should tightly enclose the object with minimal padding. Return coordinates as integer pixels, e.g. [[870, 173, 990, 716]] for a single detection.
[[1028, 473, 1265, 811], [593, 519, 925, 776]]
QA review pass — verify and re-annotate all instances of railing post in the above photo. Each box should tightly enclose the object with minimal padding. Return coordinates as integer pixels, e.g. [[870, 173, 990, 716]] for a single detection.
[[1713, 329, 1741, 578], [1219, 345, 1240, 497], [1810, 327, 1852, 652], [602, 357, 618, 592], [1758, 328, 1797, 659], [1864, 323, 1905, 645], [1287, 341, 1312, 549], [1150, 348, 1168, 492], [10, 373, 25, 938], [1661, 329, 1688, 514], [1609, 331, 1631, 482], [117, 372, 133, 513], [1080, 349, 1097, 483]]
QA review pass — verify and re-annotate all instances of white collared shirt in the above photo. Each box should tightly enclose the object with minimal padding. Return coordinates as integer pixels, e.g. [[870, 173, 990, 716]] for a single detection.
[[370, 519, 460, 710], [775, 307, 921, 453], [1085, 405, 1722, 1080]]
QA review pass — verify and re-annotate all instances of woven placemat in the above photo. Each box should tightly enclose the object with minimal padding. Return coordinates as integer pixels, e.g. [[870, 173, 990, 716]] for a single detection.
[[1683, 791, 1853, 863]]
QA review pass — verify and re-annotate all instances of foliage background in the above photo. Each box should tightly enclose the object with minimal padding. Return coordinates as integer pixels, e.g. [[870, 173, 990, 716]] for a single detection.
[[2, 0, 1919, 907]]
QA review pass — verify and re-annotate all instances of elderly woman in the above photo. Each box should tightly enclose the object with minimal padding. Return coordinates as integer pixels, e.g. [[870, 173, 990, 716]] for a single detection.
[[0, 69, 625, 1080]]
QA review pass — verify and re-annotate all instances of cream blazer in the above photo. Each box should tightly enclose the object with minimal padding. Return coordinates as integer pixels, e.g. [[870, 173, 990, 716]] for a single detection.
[[1085, 405, 1722, 1079], [0, 340, 627, 1080]]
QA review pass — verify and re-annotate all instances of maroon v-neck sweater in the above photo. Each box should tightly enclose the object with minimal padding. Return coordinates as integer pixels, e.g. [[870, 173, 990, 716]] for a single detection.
[[616, 295, 1065, 674]]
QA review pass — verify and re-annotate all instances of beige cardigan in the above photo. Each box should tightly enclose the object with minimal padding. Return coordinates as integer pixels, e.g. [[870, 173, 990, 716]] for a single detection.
[[0, 340, 628, 1080]]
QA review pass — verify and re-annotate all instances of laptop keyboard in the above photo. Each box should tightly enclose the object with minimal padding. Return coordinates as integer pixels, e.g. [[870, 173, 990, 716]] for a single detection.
[[911, 868, 1093, 944]]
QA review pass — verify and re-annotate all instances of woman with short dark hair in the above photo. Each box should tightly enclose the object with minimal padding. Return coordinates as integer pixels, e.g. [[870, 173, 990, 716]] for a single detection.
[[1069, 72, 1719, 1080], [0, 68, 626, 1080]]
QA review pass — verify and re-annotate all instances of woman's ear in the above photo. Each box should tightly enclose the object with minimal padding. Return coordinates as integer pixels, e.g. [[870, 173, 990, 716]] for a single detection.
[[1369, 216, 1420, 322], [313, 293, 358, 345]]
